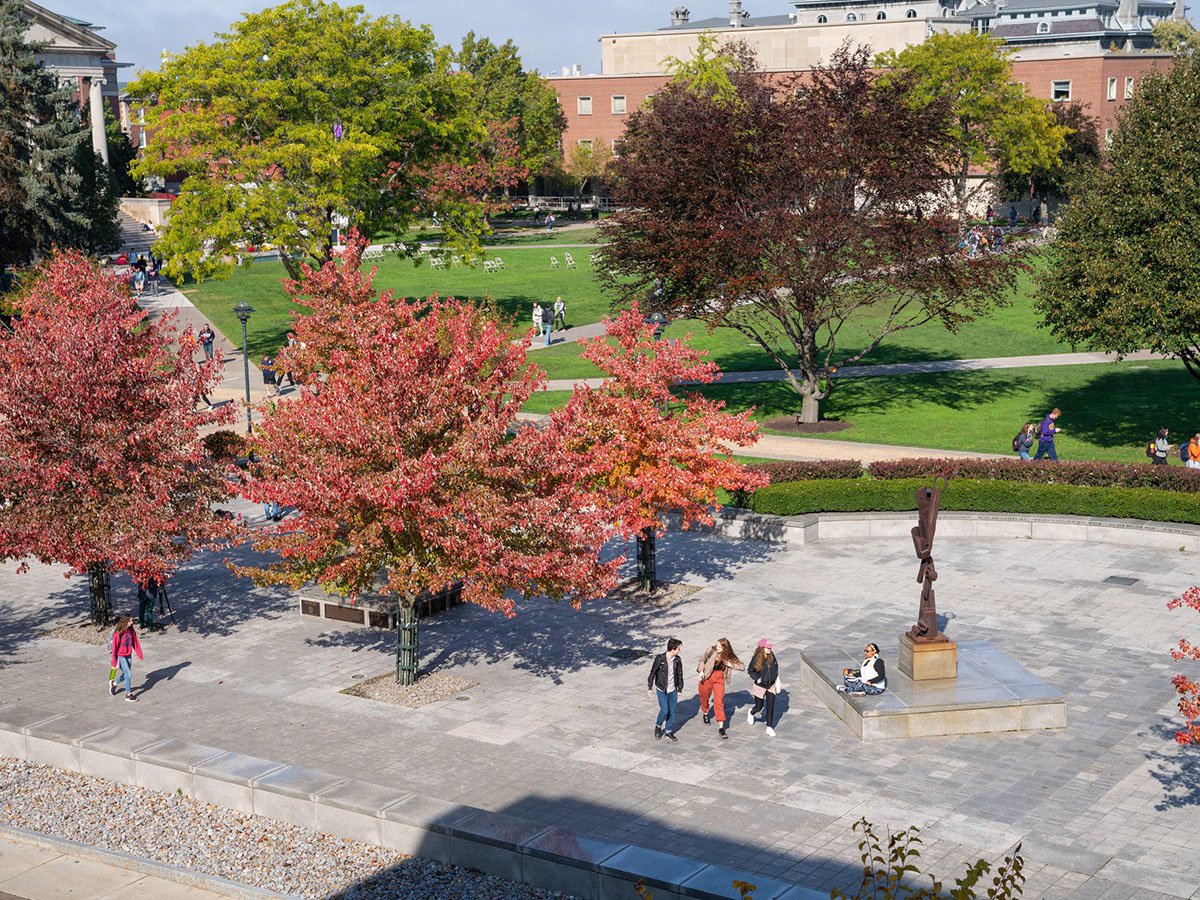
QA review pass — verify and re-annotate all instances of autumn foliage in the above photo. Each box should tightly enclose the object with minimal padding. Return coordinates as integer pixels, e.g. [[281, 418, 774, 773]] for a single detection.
[[236, 239, 619, 619], [1167, 586, 1200, 746], [0, 250, 234, 620], [547, 304, 767, 541]]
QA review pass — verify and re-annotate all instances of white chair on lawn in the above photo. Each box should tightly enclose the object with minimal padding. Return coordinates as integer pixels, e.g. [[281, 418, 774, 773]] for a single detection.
[[429, 256, 446, 270], [564, 252, 576, 269], [451, 255, 463, 268], [361, 247, 384, 261], [550, 256, 560, 269], [483, 260, 498, 273], [493, 257, 506, 270]]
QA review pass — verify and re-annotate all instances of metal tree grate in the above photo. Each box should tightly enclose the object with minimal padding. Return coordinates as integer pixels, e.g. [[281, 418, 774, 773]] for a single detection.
[[1103, 575, 1140, 586]]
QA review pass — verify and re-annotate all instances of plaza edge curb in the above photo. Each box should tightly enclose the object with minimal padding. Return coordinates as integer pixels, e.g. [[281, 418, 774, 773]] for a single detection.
[[0, 822, 286, 899], [684, 508, 1200, 551], [0, 708, 827, 900]]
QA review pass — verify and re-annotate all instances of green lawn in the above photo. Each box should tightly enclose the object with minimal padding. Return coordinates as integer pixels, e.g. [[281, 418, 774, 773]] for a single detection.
[[523, 359, 1200, 465], [184, 250, 610, 361]]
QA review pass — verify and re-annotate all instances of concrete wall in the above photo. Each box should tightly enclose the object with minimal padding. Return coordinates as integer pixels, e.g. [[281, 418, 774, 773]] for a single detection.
[[119, 198, 172, 229]]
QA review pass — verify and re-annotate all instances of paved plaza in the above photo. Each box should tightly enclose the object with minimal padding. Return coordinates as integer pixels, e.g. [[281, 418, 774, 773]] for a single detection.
[[2, 507, 1199, 898]]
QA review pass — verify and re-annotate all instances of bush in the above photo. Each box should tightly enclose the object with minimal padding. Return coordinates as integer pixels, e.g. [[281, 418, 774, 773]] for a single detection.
[[751, 459, 864, 483], [867, 456, 1200, 494], [748, 477, 1200, 525], [202, 429, 247, 460]]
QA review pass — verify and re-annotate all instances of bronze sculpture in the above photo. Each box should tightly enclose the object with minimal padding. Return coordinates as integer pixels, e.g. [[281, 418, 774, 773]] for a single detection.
[[908, 477, 949, 643]]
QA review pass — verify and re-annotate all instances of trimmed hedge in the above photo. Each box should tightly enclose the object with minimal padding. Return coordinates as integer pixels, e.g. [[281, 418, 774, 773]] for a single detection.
[[865, 457, 1200, 494], [747, 477, 1200, 525], [752, 459, 864, 483]]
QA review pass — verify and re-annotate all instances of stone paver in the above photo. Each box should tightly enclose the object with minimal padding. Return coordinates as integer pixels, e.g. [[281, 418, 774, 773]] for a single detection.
[[0, 834, 225, 899], [3, 503, 1200, 897]]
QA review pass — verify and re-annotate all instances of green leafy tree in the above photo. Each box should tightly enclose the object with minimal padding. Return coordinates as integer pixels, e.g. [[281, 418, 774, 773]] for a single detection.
[[1037, 53, 1200, 381], [0, 0, 88, 276], [105, 120, 141, 198], [995, 101, 1100, 203], [456, 31, 565, 176], [1152, 18, 1200, 54], [67, 142, 121, 256], [129, 0, 494, 281], [559, 141, 613, 202], [877, 32, 1068, 222]]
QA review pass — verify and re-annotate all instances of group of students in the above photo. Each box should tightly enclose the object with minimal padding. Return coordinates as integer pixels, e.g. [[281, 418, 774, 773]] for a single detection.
[[646, 637, 886, 742], [531, 298, 566, 346], [959, 225, 1007, 258], [1012, 408, 1064, 461], [1146, 428, 1200, 467]]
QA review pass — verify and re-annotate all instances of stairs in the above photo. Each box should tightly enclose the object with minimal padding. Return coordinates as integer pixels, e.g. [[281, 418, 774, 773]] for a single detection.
[[117, 211, 157, 256]]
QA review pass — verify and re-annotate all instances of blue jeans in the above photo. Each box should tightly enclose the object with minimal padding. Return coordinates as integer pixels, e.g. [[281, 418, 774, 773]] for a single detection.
[[655, 689, 678, 733], [1018, 448, 1030, 461], [1033, 439, 1057, 461], [117, 656, 134, 695], [264, 501, 281, 519], [543, 323, 552, 346], [843, 676, 884, 695]]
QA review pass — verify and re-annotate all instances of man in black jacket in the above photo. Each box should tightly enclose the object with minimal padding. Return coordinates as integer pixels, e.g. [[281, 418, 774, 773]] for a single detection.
[[646, 638, 684, 742]]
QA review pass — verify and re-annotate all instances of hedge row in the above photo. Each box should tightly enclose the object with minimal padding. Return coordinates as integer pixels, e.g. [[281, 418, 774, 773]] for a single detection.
[[746, 477, 1200, 525], [858, 457, 1200, 494], [751, 459, 865, 483]]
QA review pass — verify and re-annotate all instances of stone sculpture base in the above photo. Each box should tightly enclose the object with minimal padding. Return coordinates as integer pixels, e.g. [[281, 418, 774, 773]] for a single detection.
[[898, 633, 958, 681], [800, 641, 1065, 741]]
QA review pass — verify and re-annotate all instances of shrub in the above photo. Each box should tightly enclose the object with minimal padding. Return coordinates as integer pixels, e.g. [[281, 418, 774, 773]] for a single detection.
[[748, 477, 1200, 525], [202, 429, 246, 460], [751, 459, 864, 483], [867, 456, 1200, 494]]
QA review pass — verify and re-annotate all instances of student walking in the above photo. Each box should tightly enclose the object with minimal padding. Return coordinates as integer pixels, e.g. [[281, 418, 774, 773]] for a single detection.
[[746, 639, 781, 737], [261, 355, 279, 398], [696, 638, 744, 740], [647, 638, 684, 742], [198, 325, 216, 361], [1151, 428, 1172, 465], [553, 297, 566, 331], [837, 642, 887, 696], [1187, 434, 1200, 469], [1033, 408, 1063, 461], [1014, 422, 1035, 461], [136, 577, 160, 630], [109, 616, 143, 702]]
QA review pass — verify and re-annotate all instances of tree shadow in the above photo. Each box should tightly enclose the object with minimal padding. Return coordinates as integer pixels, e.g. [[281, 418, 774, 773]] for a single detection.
[[303, 532, 785, 685], [1038, 365, 1200, 452], [1146, 716, 1200, 811]]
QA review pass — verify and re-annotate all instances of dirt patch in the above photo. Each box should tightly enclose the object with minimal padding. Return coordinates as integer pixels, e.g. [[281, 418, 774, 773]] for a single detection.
[[762, 416, 853, 434], [40, 621, 169, 647], [341, 671, 479, 708], [606, 578, 700, 607]]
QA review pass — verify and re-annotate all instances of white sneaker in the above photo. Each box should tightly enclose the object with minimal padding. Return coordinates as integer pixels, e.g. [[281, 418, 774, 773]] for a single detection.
[[765, 727, 776, 737], [835, 685, 847, 693], [746, 709, 755, 726]]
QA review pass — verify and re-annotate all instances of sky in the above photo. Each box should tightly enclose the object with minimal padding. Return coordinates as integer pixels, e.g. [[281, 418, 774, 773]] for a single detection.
[[45, 0, 707, 82]]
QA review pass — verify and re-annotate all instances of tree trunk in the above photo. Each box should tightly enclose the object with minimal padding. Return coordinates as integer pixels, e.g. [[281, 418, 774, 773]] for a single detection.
[[798, 391, 822, 425], [88, 561, 112, 627], [395, 594, 420, 686], [636, 527, 657, 593]]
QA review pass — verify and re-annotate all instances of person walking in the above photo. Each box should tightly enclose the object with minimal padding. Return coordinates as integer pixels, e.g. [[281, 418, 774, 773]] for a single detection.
[[109, 616, 143, 702], [696, 638, 744, 740], [837, 642, 887, 696], [136, 577, 160, 630], [746, 639, 781, 737], [261, 355, 279, 398], [1188, 434, 1200, 470], [647, 638, 684, 742], [1014, 422, 1035, 461], [198, 325, 216, 362], [1033, 408, 1063, 461], [1152, 428, 1172, 465], [553, 296, 566, 331]]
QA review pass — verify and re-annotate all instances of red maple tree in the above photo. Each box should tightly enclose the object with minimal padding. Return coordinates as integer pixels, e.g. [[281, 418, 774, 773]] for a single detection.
[[236, 242, 619, 684], [1168, 586, 1200, 746], [546, 304, 767, 590], [0, 250, 235, 624]]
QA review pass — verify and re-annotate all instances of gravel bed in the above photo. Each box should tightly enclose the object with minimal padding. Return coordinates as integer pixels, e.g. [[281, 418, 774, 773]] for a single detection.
[[0, 757, 570, 899], [341, 671, 479, 708], [607, 578, 700, 607], [41, 621, 170, 647]]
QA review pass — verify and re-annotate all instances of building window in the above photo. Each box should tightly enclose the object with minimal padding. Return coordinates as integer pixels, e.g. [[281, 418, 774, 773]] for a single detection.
[[906, 8, 917, 16], [846, 12, 857, 21], [612, 139, 624, 157], [1037, 20, 1050, 33], [611, 95, 627, 115], [817, 14, 827, 21], [138, 130, 147, 149], [1125, 76, 1135, 99], [876, 10, 887, 18], [136, 107, 145, 124], [1107, 77, 1117, 100], [1051, 80, 1071, 101], [1104, 128, 1113, 149], [577, 139, 593, 151], [577, 96, 592, 115]]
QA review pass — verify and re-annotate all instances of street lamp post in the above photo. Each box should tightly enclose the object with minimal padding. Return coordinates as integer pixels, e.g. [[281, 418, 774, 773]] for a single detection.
[[233, 301, 255, 435], [638, 311, 670, 593]]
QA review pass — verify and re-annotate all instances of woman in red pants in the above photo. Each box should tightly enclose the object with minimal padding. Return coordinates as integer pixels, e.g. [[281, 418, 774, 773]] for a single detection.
[[696, 638, 743, 739]]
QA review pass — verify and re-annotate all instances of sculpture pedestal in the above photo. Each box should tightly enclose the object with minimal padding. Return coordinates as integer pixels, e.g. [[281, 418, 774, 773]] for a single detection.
[[898, 634, 957, 681]]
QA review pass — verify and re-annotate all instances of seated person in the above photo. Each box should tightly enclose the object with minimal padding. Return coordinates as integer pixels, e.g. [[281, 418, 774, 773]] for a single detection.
[[837, 642, 886, 696]]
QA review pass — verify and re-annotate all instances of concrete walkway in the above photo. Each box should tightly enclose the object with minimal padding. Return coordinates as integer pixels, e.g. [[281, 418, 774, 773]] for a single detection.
[[0, 833, 227, 899]]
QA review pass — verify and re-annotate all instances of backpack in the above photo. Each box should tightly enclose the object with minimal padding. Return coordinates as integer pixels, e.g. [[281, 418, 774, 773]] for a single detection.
[[1183, 444, 1191, 463], [1146, 441, 1155, 459], [1011, 434, 1021, 452]]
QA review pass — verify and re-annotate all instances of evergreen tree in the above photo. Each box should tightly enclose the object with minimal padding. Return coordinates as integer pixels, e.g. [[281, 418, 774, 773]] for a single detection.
[[0, 0, 89, 278], [105, 120, 142, 198]]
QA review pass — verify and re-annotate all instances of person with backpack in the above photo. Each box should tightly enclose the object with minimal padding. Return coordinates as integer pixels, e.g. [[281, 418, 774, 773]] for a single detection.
[[109, 616, 143, 702], [1013, 422, 1035, 461], [1151, 428, 1172, 465]]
